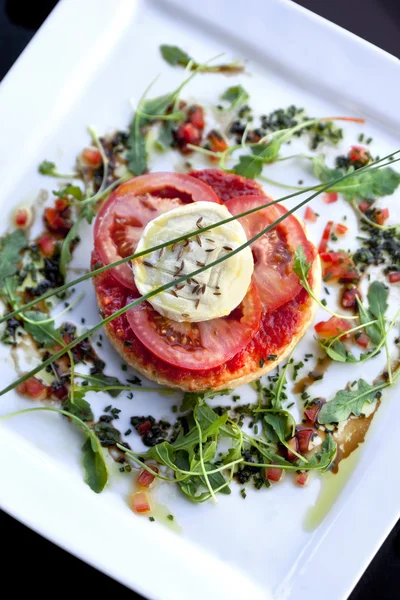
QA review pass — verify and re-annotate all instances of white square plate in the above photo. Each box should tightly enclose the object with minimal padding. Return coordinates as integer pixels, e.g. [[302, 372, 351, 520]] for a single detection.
[[0, 1, 399, 599]]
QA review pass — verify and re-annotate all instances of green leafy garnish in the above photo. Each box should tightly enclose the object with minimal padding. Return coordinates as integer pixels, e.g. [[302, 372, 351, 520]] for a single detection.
[[0, 407, 107, 493], [81, 437, 108, 493], [318, 380, 387, 424], [220, 85, 249, 110], [0, 230, 26, 288], [312, 155, 400, 200], [39, 160, 57, 175], [38, 160, 77, 179], [181, 388, 231, 412], [232, 155, 263, 179], [160, 44, 244, 74], [23, 311, 63, 347], [53, 185, 83, 201], [64, 390, 94, 421]]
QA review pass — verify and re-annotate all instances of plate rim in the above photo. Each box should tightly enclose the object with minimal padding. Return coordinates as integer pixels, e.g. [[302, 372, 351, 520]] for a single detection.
[[0, 1, 399, 599]]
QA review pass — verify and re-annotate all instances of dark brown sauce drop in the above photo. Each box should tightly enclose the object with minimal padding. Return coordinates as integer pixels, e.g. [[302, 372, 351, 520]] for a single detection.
[[332, 403, 379, 472], [292, 356, 332, 394]]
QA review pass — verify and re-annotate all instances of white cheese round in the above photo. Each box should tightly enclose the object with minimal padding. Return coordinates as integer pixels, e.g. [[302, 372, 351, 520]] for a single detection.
[[132, 201, 254, 322]]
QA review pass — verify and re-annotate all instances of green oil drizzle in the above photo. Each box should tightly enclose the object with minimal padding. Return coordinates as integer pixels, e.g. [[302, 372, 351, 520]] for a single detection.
[[304, 447, 361, 531]]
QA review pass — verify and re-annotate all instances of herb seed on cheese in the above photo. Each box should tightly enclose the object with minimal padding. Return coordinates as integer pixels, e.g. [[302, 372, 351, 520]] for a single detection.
[[132, 202, 254, 322]]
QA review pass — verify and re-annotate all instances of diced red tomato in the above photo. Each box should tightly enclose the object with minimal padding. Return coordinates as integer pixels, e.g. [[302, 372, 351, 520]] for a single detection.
[[341, 287, 362, 309], [349, 145, 370, 165], [176, 122, 202, 146], [15, 208, 31, 228], [137, 466, 158, 488], [17, 377, 48, 400], [295, 427, 316, 454], [335, 223, 348, 235], [314, 316, 352, 339], [359, 201, 371, 213], [388, 272, 400, 284], [81, 147, 102, 168], [323, 192, 338, 204], [321, 251, 359, 282], [187, 105, 205, 130], [207, 130, 229, 155], [37, 234, 56, 257], [355, 332, 370, 348], [304, 206, 318, 223], [318, 221, 334, 253], [266, 467, 283, 482], [295, 472, 309, 486], [320, 251, 344, 264], [375, 208, 389, 225], [130, 491, 151, 514], [286, 437, 299, 462], [137, 420, 152, 436], [304, 400, 325, 424], [44, 199, 72, 235]]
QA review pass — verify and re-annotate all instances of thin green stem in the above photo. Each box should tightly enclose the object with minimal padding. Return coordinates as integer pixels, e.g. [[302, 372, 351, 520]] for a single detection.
[[195, 411, 217, 502]]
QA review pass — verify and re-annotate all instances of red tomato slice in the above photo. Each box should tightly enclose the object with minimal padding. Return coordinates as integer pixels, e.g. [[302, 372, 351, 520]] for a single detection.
[[94, 173, 220, 290], [225, 195, 315, 312], [126, 282, 262, 370]]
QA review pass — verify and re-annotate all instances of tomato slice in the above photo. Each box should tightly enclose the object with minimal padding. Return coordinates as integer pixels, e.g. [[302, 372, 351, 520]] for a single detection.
[[126, 282, 262, 370], [94, 173, 220, 290], [225, 195, 315, 313]]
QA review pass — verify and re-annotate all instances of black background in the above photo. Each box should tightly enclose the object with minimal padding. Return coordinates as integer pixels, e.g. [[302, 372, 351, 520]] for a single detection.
[[1, 1, 399, 598]]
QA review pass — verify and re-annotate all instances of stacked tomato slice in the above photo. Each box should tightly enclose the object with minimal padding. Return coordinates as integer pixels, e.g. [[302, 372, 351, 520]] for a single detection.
[[94, 170, 315, 371]]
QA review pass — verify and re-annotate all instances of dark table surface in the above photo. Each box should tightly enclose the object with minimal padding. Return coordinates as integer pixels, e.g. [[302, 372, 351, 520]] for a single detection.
[[1, 1, 399, 598]]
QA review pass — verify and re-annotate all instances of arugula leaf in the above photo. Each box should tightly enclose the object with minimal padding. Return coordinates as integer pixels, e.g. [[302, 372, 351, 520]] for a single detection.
[[367, 281, 388, 320], [221, 85, 249, 109], [159, 44, 244, 74], [127, 86, 184, 175], [78, 373, 125, 398], [202, 441, 217, 463], [64, 389, 94, 421], [313, 434, 337, 472], [200, 467, 230, 495], [0, 230, 27, 287], [160, 44, 192, 67], [293, 244, 310, 280], [0, 406, 108, 493], [127, 112, 148, 176], [263, 411, 293, 444], [357, 300, 381, 346], [319, 339, 356, 363], [38, 160, 57, 175], [53, 185, 83, 201], [157, 121, 175, 150], [23, 311, 63, 347], [93, 421, 121, 446], [232, 138, 282, 178], [81, 437, 108, 493], [312, 155, 400, 200], [318, 379, 385, 424], [146, 441, 178, 470], [232, 155, 263, 179], [180, 388, 231, 412]]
